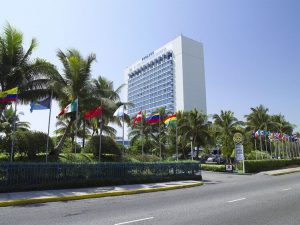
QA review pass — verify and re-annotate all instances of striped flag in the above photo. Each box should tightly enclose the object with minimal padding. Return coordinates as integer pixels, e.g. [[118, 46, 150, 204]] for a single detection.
[[163, 114, 177, 126], [0, 87, 18, 103], [57, 98, 78, 117]]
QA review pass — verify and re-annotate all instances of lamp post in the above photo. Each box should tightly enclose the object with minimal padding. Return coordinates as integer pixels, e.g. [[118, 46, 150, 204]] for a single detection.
[[190, 135, 193, 160]]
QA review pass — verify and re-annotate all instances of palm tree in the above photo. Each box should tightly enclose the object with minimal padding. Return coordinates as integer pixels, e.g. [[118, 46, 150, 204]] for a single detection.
[[0, 106, 30, 159], [0, 23, 56, 115], [270, 114, 294, 134], [150, 107, 169, 158], [86, 76, 131, 150], [245, 105, 277, 131], [50, 49, 96, 156], [0, 106, 30, 135], [213, 110, 242, 162], [179, 109, 211, 159], [91, 76, 131, 132], [129, 112, 153, 154]]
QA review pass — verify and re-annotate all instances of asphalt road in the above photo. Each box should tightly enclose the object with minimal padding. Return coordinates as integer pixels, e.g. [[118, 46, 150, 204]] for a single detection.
[[1, 171, 300, 225]]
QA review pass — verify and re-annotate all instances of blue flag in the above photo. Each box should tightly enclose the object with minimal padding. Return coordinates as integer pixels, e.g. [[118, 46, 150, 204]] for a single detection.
[[30, 96, 51, 112]]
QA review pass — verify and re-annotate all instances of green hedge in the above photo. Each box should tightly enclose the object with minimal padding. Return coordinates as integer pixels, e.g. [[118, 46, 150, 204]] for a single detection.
[[201, 164, 226, 172], [244, 158, 300, 173]]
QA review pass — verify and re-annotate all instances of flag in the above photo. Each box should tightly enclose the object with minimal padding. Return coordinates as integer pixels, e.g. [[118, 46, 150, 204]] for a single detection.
[[84, 106, 102, 119], [269, 132, 274, 141], [146, 113, 160, 124], [57, 98, 78, 117], [133, 111, 142, 127], [114, 105, 125, 117], [255, 129, 260, 138], [30, 96, 51, 112], [0, 87, 18, 103], [163, 114, 177, 126]]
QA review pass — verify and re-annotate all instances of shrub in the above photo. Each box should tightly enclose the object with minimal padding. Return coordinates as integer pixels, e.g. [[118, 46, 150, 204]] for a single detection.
[[123, 154, 161, 162], [85, 135, 122, 161], [245, 150, 271, 160], [1, 131, 54, 160], [244, 158, 300, 173], [59, 153, 95, 163], [201, 164, 226, 172]]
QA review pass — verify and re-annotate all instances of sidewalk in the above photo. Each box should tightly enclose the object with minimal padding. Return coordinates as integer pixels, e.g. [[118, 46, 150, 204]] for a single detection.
[[262, 167, 300, 176], [0, 180, 203, 207]]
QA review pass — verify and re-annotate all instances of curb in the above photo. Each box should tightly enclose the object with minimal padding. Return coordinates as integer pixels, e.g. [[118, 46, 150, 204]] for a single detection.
[[268, 170, 300, 176], [0, 181, 203, 207]]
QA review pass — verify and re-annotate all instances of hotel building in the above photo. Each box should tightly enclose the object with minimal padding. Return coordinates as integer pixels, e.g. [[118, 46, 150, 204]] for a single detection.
[[124, 35, 206, 117]]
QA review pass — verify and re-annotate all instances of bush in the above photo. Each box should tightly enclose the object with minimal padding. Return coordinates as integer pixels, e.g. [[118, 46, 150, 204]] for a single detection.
[[127, 139, 154, 155], [1, 131, 54, 160], [244, 158, 300, 173], [123, 154, 161, 162], [85, 135, 122, 161], [201, 164, 226, 172], [245, 150, 271, 160], [59, 153, 95, 163]]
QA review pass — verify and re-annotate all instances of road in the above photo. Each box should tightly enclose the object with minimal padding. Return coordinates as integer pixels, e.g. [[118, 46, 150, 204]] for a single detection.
[[1, 171, 300, 225]]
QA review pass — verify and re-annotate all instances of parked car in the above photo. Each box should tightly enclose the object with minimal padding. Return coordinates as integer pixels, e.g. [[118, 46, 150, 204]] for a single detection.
[[206, 154, 225, 164]]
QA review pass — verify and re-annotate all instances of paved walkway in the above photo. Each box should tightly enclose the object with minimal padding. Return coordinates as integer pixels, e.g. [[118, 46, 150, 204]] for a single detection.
[[0, 180, 203, 207]]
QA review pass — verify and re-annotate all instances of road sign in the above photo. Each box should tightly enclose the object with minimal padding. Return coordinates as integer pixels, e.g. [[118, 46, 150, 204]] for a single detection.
[[233, 133, 243, 144], [235, 143, 244, 161], [226, 164, 233, 172]]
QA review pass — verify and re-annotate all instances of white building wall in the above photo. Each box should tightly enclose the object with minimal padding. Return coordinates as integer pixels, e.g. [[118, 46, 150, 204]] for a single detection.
[[181, 36, 207, 113], [124, 35, 206, 115]]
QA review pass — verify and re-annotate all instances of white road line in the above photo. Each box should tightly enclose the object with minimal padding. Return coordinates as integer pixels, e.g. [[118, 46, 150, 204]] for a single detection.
[[114, 217, 154, 225], [227, 198, 246, 203], [282, 188, 292, 191]]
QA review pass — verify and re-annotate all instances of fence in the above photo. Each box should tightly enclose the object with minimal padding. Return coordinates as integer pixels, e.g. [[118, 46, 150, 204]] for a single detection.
[[0, 162, 201, 192]]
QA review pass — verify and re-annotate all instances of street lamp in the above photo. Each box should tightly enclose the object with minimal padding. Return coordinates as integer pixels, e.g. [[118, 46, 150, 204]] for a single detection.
[[190, 135, 193, 160]]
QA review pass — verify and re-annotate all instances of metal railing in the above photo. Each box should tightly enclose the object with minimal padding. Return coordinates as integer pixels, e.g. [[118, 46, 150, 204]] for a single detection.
[[0, 162, 201, 191]]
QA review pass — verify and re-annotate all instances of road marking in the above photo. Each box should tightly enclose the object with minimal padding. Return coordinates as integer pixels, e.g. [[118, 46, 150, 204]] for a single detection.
[[114, 217, 154, 225], [227, 198, 246, 203], [282, 188, 292, 191]]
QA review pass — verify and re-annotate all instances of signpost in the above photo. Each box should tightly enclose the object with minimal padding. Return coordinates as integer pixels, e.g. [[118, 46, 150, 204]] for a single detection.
[[225, 164, 233, 172], [233, 133, 245, 173]]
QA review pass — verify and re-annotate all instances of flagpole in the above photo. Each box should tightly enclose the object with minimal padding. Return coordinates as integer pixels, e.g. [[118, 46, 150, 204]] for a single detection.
[[45, 90, 53, 163], [259, 133, 263, 159], [254, 138, 257, 160], [141, 110, 144, 156], [264, 133, 268, 158], [176, 122, 178, 161], [74, 97, 79, 154], [122, 106, 125, 148], [98, 102, 103, 162], [159, 113, 162, 160], [269, 139, 272, 159], [10, 96, 18, 162], [99, 115, 102, 162]]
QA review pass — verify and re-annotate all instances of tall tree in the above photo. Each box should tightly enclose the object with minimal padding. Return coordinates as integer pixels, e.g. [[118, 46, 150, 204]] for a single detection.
[[270, 114, 294, 134], [50, 49, 96, 156], [179, 109, 211, 158], [0, 23, 56, 115], [129, 111, 153, 154], [245, 105, 277, 131], [213, 110, 242, 162]]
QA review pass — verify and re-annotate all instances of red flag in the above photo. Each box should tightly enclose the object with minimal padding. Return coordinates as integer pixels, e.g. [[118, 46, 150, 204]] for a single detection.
[[133, 111, 142, 127], [84, 106, 102, 119]]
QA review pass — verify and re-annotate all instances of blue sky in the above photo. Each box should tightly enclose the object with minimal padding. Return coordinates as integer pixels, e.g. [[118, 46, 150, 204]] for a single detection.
[[1, 0, 299, 135]]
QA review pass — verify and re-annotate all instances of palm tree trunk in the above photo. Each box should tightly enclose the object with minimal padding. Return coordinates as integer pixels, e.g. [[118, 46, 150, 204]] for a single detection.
[[52, 119, 75, 157]]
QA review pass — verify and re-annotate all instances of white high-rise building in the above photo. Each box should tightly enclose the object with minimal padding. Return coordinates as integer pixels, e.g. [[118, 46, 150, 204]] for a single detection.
[[124, 35, 206, 117]]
